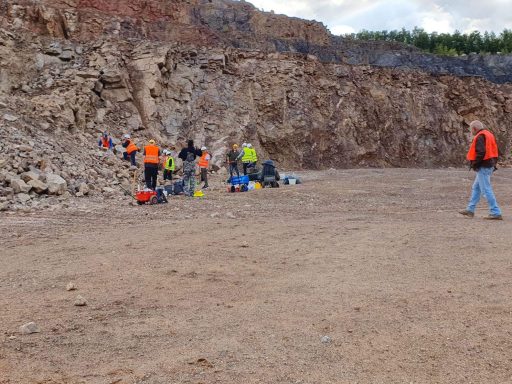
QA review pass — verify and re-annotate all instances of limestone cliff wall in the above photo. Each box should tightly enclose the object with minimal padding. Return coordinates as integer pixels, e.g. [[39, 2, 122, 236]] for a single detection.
[[2, 30, 511, 170], [1, 0, 512, 173], [3, 0, 512, 83]]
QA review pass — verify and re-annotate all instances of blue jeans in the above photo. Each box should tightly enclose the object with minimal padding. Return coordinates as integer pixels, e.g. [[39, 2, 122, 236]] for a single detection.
[[229, 163, 240, 178], [466, 167, 501, 215], [123, 151, 137, 166]]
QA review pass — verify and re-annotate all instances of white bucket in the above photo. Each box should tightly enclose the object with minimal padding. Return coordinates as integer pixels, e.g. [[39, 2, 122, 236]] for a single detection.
[[288, 178, 297, 185]]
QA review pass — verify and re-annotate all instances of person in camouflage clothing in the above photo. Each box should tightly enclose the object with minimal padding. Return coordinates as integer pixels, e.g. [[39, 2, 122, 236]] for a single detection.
[[182, 152, 196, 196], [178, 139, 202, 197]]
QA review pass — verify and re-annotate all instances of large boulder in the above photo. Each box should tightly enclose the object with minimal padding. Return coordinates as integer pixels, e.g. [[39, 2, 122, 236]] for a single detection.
[[10, 178, 32, 194], [28, 179, 49, 194], [46, 173, 67, 195]]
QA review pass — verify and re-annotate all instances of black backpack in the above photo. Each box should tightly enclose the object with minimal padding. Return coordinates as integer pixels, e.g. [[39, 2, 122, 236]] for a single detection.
[[172, 179, 184, 195]]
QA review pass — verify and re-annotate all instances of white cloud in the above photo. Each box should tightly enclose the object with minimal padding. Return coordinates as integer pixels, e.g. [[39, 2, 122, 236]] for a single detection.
[[421, 16, 453, 34], [244, 0, 512, 34], [330, 25, 356, 35]]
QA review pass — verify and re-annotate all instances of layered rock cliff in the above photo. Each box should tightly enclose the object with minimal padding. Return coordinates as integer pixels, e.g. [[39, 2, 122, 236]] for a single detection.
[[1, 0, 512, 209]]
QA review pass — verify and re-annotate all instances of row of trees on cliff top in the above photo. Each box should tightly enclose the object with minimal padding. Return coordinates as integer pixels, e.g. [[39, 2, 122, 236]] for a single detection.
[[344, 28, 512, 56]]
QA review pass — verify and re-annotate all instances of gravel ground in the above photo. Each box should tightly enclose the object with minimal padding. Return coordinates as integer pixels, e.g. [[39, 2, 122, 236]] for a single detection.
[[1, 168, 512, 384]]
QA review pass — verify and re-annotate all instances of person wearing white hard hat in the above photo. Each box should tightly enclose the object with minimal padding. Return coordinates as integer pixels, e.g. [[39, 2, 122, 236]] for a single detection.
[[162, 149, 175, 182], [198, 146, 211, 189], [241, 142, 252, 175], [247, 143, 258, 171], [121, 134, 138, 166]]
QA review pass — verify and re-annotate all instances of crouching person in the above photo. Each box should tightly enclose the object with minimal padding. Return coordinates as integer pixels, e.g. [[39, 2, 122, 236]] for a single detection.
[[98, 131, 114, 151], [260, 160, 280, 188], [122, 134, 138, 167]]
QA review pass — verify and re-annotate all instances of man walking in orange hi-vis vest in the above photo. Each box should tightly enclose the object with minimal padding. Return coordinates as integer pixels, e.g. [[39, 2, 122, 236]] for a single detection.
[[198, 146, 211, 189], [143, 139, 161, 190], [459, 120, 502, 220]]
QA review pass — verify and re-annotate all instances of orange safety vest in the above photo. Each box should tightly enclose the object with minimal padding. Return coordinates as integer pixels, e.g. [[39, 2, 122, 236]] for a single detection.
[[101, 137, 110, 148], [198, 152, 209, 168], [144, 144, 160, 164], [126, 140, 138, 155], [466, 129, 498, 161]]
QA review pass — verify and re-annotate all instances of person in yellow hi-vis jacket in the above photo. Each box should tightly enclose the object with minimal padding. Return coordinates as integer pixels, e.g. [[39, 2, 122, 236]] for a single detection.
[[247, 143, 258, 169]]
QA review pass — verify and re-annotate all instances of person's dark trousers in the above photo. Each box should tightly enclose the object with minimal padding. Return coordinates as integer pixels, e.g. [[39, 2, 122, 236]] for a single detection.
[[144, 165, 158, 190], [124, 151, 137, 166], [200, 168, 208, 187], [229, 163, 240, 179], [163, 169, 173, 181], [243, 162, 249, 175]]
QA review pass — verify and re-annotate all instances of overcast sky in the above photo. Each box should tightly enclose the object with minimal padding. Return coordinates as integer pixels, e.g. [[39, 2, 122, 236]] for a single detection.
[[246, 0, 512, 35]]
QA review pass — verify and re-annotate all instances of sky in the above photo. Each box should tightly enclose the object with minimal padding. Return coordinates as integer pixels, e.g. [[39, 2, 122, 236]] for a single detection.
[[245, 0, 512, 35]]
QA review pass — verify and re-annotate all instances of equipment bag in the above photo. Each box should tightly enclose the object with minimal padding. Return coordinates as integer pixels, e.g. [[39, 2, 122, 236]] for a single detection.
[[172, 179, 184, 195], [156, 187, 168, 203]]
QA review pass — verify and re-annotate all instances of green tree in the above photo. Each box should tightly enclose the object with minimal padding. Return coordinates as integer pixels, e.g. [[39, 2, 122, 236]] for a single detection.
[[434, 44, 458, 56], [500, 29, 512, 53], [343, 28, 512, 56], [467, 31, 483, 53]]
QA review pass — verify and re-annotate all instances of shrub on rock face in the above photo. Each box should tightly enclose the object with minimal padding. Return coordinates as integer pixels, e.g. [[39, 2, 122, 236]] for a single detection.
[[46, 173, 67, 195]]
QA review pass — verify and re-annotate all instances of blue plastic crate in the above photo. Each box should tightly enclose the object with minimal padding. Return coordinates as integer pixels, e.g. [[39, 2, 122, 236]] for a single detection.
[[231, 175, 249, 185]]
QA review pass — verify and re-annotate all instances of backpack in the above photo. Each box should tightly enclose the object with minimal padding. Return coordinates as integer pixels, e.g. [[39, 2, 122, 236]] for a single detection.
[[183, 152, 196, 174], [186, 151, 195, 162], [172, 179, 184, 195]]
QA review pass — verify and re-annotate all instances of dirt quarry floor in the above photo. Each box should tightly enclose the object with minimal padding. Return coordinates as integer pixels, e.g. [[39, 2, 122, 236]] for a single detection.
[[2, 168, 512, 384]]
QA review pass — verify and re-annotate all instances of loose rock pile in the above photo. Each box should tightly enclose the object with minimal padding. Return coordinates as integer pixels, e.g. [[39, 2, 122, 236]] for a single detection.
[[0, 116, 135, 211]]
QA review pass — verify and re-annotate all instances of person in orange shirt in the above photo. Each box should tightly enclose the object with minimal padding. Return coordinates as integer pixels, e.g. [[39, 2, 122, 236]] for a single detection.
[[459, 120, 502, 220], [98, 132, 114, 150], [143, 139, 161, 190], [122, 134, 138, 167]]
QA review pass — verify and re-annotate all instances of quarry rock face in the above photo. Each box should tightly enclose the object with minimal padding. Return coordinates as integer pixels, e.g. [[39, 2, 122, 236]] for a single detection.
[[0, 0, 511, 210]]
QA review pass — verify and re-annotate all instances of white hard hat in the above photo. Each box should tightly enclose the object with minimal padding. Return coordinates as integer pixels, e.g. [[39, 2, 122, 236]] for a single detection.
[[123, 134, 131, 139], [163, 149, 169, 155], [242, 143, 247, 147], [247, 143, 252, 148], [201, 146, 207, 151]]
